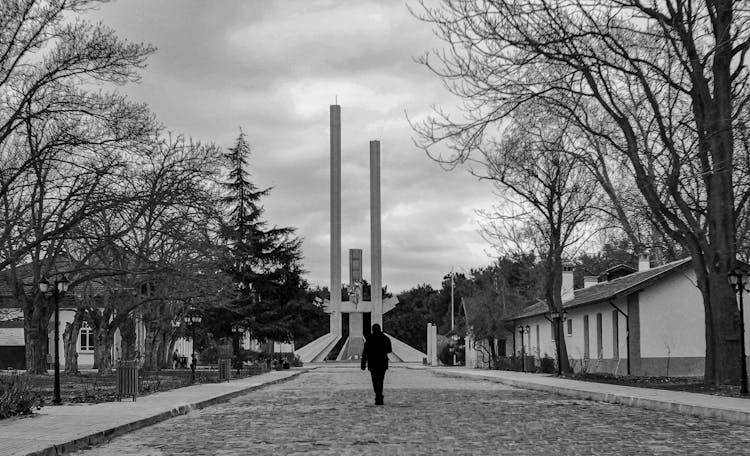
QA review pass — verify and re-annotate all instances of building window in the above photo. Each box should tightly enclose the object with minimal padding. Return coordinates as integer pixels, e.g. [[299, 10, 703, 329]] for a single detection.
[[566, 319, 573, 336], [79, 322, 94, 352], [612, 310, 619, 359], [596, 313, 603, 359], [583, 315, 590, 359]]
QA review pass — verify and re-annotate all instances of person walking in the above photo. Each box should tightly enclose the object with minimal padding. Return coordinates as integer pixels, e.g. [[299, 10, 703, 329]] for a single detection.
[[361, 323, 392, 405]]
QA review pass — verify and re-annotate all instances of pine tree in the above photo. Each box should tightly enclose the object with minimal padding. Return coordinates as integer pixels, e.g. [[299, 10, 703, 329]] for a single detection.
[[217, 130, 305, 342]]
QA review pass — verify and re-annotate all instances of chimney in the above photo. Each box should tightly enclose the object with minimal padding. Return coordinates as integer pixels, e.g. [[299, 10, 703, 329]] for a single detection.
[[638, 252, 650, 271], [584, 276, 598, 288], [562, 263, 575, 302]]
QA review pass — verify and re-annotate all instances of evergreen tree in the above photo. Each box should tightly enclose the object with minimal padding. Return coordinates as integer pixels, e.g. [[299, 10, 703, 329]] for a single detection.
[[216, 130, 305, 342]]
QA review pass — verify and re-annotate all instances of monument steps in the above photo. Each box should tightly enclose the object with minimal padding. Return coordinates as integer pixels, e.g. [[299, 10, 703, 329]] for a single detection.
[[296, 333, 425, 364]]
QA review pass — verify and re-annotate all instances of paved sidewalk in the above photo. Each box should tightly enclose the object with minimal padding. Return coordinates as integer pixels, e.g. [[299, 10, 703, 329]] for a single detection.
[[0, 369, 307, 456], [418, 365, 750, 425]]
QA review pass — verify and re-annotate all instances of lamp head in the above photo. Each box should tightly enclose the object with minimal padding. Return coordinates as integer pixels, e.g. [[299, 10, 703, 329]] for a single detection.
[[56, 275, 69, 293], [38, 277, 50, 293]]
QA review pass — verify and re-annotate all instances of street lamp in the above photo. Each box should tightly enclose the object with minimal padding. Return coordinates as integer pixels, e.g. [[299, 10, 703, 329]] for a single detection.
[[38, 275, 69, 405], [183, 310, 202, 383], [231, 324, 244, 375], [444, 272, 455, 364], [443, 272, 455, 332], [728, 270, 749, 395], [549, 309, 568, 376]]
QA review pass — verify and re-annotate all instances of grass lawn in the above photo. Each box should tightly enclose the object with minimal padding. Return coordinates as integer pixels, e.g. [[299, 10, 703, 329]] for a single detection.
[[570, 372, 750, 399], [6, 364, 270, 405]]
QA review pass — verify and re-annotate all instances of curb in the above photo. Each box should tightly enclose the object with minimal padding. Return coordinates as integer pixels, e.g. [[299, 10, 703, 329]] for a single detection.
[[429, 370, 750, 425], [26, 369, 308, 456]]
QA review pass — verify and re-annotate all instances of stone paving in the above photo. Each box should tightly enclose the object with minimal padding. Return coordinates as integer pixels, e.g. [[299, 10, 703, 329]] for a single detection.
[[76, 366, 750, 455]]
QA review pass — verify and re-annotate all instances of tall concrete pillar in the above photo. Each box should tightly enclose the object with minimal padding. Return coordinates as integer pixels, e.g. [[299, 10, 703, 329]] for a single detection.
[[370, 140, 382, 328], [330, 105, 342, 335]]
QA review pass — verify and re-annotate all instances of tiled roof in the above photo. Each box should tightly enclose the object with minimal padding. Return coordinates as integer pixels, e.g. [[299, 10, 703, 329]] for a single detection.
[[511, 258, 692, 320]]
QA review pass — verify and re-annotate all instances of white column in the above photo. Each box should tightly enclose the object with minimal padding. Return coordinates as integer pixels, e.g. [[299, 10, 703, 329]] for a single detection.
[[330, 105, 342, 335], [370, 140, 382, 328], [427, 323, 438, 365]]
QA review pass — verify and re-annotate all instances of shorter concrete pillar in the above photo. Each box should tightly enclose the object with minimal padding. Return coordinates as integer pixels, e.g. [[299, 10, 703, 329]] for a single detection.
[[427, 323, 438, 366]]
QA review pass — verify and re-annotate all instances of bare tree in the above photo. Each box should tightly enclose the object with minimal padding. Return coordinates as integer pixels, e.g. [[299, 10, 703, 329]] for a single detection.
[[68, 136, 225, 373], [412, 0, 750, 385], [447, 108, 599, 373], [0, 0, 155, 374]]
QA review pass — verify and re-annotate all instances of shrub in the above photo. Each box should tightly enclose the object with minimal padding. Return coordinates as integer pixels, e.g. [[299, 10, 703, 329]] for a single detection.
[[540, 354, 556, 373], [0, 373, 42, 419], [238, 349, 262, 364], [494, 356, 523, 371], [199, 346, 219, 364], [276, 353, 303, 367]]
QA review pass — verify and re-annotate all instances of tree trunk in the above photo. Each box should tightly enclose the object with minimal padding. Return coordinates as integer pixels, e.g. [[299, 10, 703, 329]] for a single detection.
[[23, 295, 51, 374], [557, 318, 571, 374], [166, 337, 177, 369], [23, 323, 48, 374], [120, 317, 137, 361], [159, 330, 171, 369], [143, 321, 162, 371], [63, 311, 83, 375], [694, 254, 742, 385], [544, 243, 573, 375], [94, 325, 113, 375], [487, 337, 496, 369]]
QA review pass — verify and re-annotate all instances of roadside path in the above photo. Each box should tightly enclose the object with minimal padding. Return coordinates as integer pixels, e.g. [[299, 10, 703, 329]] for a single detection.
[[422, 366, 750, 425], [0, 369, 303, 456]]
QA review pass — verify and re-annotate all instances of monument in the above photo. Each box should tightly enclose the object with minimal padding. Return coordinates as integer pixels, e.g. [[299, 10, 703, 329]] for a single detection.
[[295, 105, 425, 363]]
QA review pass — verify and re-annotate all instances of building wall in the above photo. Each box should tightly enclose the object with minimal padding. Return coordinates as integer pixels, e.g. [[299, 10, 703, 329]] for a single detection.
[[0, 327, 24, 346], [562, 299, 629, 375], [511, 268, 750, 377], [512, 315, 546, 359]]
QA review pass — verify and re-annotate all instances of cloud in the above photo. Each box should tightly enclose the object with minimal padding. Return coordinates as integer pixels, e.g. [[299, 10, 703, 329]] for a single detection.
[[90, 0, 498, 293]]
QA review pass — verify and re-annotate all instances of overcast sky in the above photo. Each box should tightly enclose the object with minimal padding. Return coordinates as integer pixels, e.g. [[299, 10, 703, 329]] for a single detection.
[[90, 0, 497, 294]]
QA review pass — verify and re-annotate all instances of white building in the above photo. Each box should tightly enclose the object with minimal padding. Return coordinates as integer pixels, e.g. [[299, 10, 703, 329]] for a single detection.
[[0, 275, 193, 370], [508, 258, 750, 377]]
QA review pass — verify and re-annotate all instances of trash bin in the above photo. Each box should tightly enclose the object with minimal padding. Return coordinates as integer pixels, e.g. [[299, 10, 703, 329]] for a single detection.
[[218, 358, 232, 382], [116, 359, 139, 401]]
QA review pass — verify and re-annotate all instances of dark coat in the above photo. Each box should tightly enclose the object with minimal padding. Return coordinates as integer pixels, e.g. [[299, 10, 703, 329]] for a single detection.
[[361, 331, 392, 372]]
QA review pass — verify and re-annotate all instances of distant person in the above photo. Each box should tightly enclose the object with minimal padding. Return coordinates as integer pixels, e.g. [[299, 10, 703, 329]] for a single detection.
[[361, 323, 392, 405], [172, 350, 179, 369]]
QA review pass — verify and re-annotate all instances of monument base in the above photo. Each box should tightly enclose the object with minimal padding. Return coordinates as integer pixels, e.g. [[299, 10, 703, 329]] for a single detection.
[[295, 332, 426, 363]]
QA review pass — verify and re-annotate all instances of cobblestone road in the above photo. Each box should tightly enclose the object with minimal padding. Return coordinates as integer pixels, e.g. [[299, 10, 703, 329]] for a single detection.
[[78, 367, 750, 455]]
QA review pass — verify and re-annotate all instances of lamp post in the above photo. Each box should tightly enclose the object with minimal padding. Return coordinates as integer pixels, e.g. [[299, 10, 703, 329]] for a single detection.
[[444, 271, 455, 365], [519, 325, 527, 372], [38, 275, 69, 405], [549, 309, 568, 376], [231, 324, 244, 375], [184, 311, 202, 383], [728, 270, 749, 395], [443, 272, 455, 332]]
